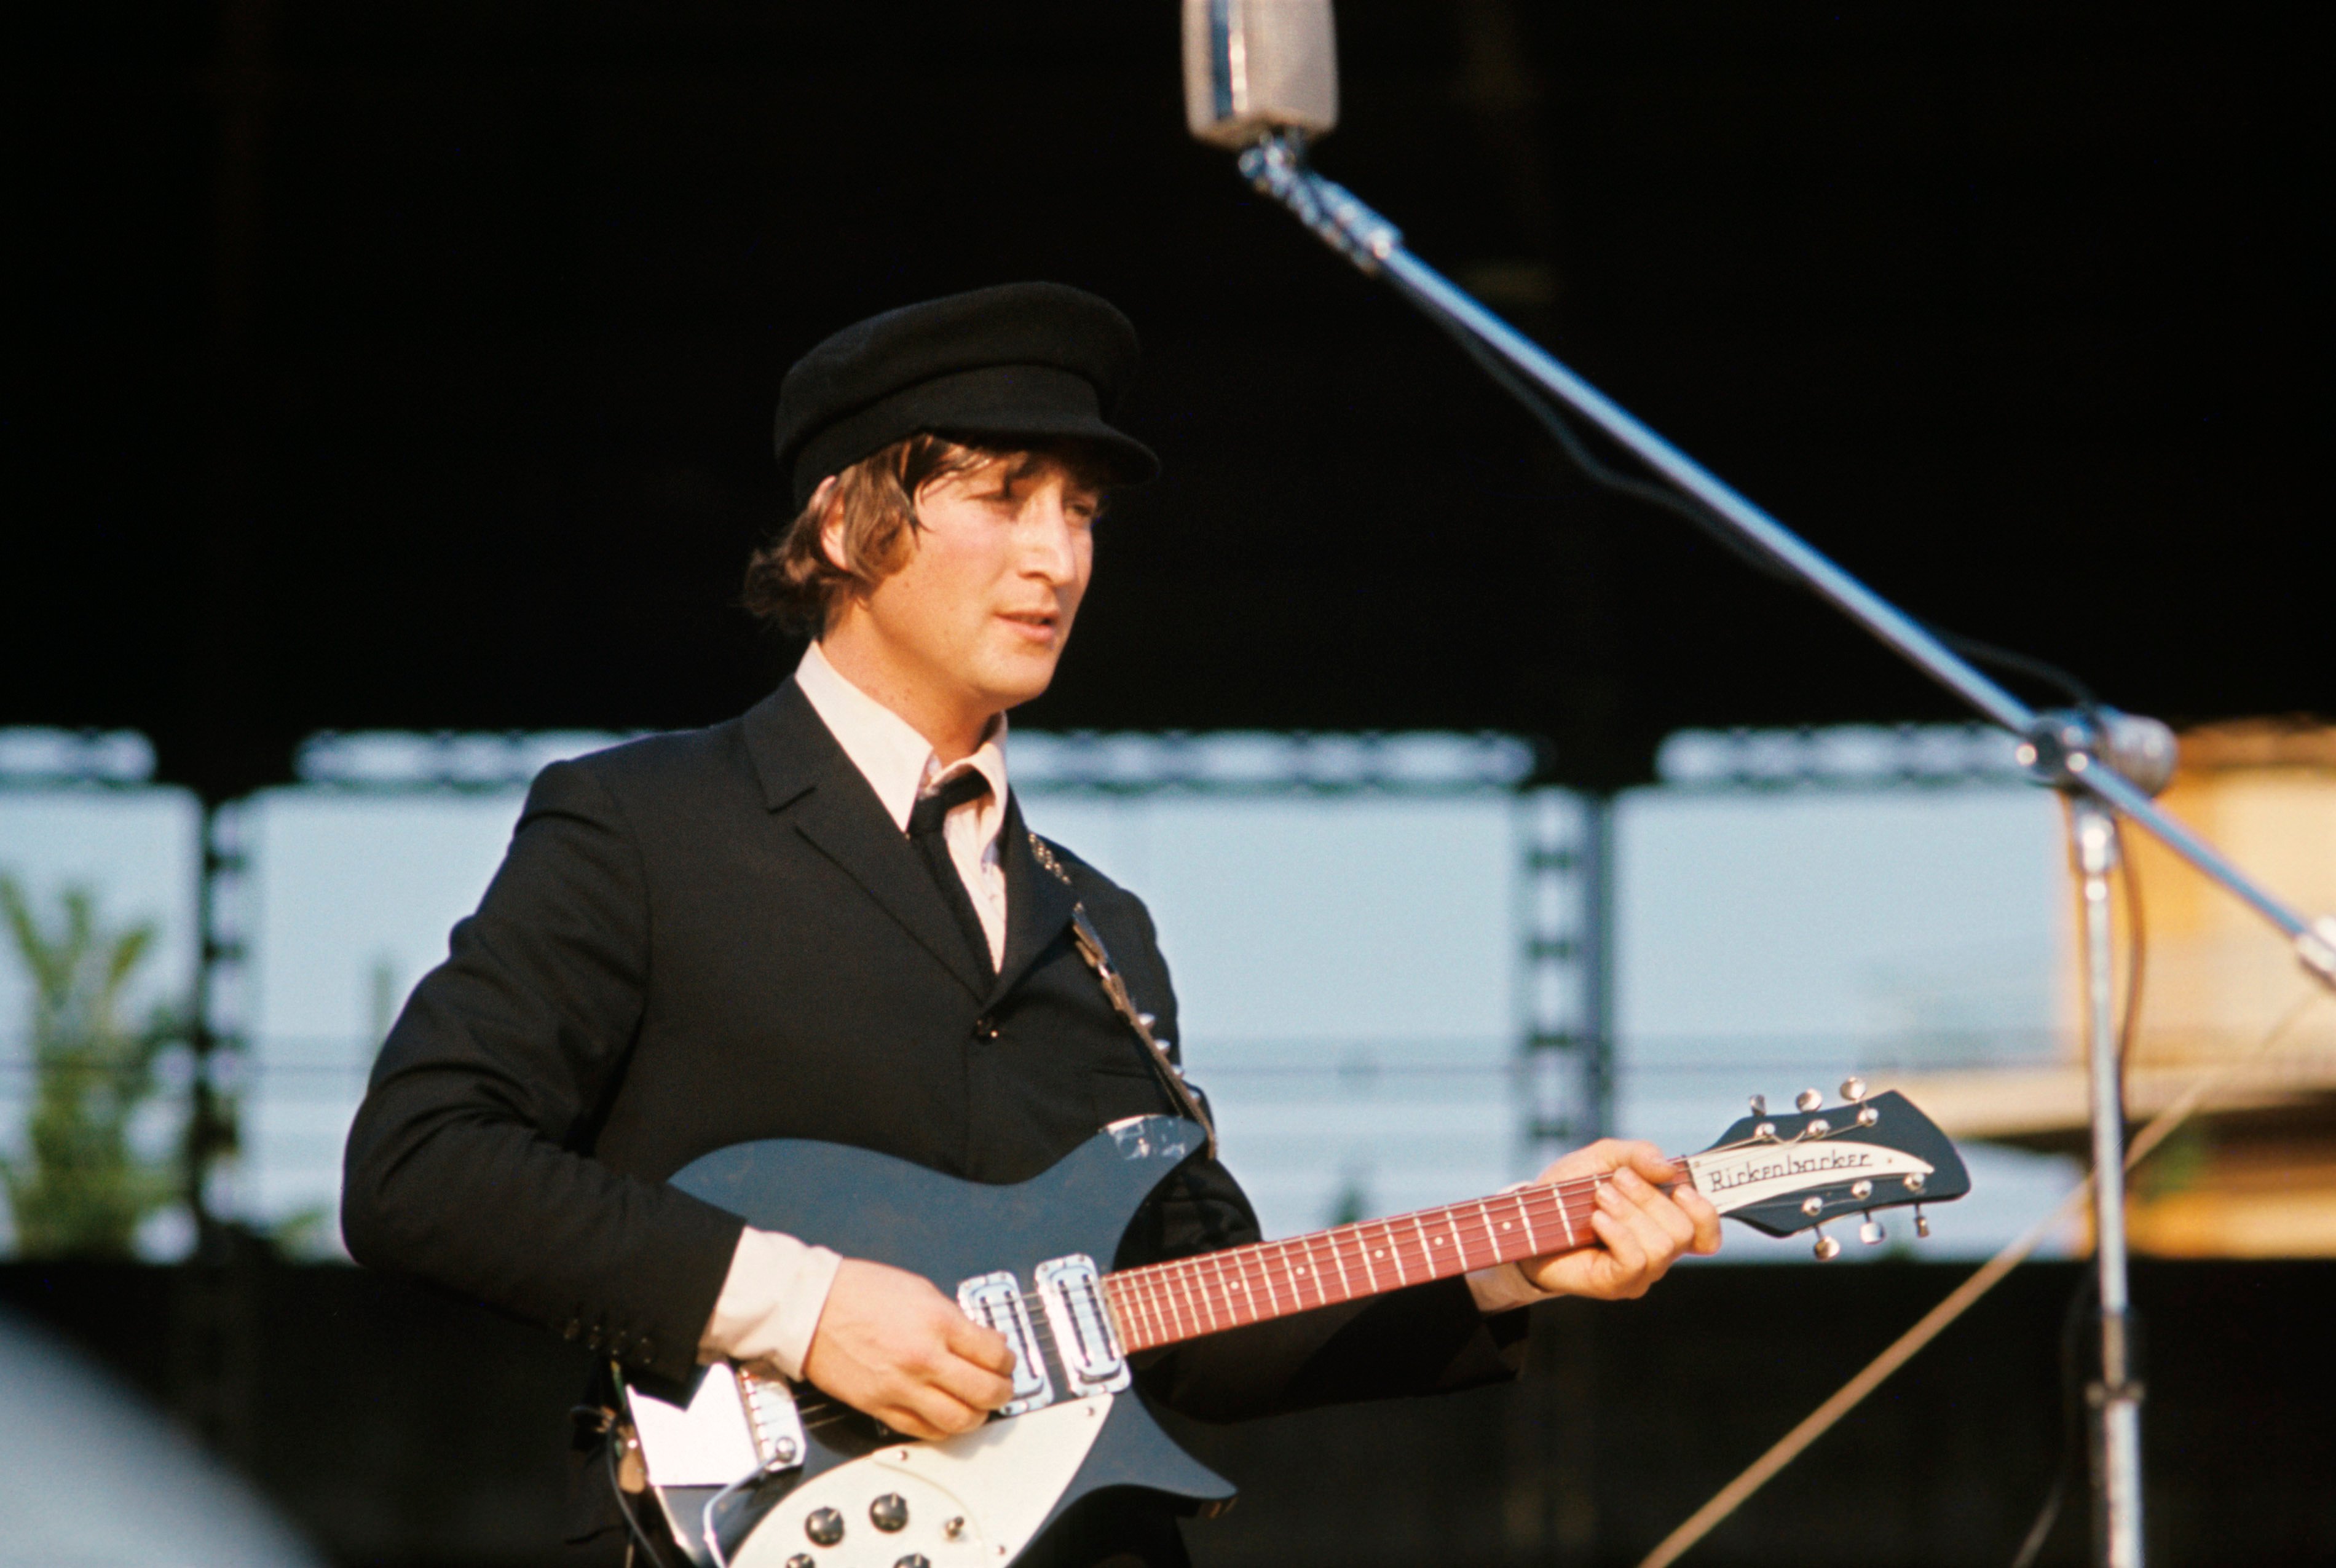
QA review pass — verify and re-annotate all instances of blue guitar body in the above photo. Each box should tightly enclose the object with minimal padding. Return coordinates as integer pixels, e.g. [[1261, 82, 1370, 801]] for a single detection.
[[636, 1115, 1230, 1567]]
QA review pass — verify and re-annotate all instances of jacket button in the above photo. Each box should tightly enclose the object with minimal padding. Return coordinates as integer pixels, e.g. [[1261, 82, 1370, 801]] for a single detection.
[[636, 1339, 653, 1364], [971, 1015, 1001, 1041], [561, 1320, 582, 1341]]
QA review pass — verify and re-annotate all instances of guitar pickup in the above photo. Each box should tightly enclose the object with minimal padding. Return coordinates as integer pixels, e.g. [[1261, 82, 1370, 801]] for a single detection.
[[1035, 1255, 1132, 1398], [957, 1271, 1054, 1415]]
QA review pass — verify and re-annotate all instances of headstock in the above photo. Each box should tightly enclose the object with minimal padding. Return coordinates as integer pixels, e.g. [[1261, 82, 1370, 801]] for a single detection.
[[1687, 1081, 1971, 1259]]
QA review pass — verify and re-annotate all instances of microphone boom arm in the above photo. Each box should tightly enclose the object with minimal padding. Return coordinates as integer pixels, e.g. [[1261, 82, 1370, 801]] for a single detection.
[[1234, 130, 2336, 987]]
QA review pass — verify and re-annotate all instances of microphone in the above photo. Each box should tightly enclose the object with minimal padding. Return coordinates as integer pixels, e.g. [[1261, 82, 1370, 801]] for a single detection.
[[1183, 0, 1340, 149]]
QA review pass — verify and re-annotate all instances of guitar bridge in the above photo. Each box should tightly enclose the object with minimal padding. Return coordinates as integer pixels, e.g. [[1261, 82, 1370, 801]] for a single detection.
[[957, 1271, 1054, 1414], [1035, 1255, 1131, 1398]]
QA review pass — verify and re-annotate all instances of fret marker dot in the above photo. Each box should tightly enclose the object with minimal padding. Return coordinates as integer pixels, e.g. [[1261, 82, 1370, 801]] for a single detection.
[[1373, 1250, 1384, 1258]]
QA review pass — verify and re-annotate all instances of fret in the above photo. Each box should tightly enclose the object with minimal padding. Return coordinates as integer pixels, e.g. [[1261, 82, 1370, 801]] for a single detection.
[[1229, 1245, 1257, 1320], [1132, 1271, 1165, 1350], [1212, 1250, 1246, 1328], [1172, 1259, 1204, 1337], [1137, 1269, 1165, 1349], [1106, 1278, 1144, 1353], [1201, 1255, 1231, 1332], [1101, 1164, 1649, 1352], [1132, 1271, 1165, 1349]]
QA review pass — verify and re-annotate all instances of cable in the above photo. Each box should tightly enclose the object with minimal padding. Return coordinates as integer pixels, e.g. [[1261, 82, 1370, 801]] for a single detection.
[[602, 1413, 679, 1568], [2006, 808, 2147, 1566], [2008, 1274, 2100, 1568], [1635, 988, 2327, 1568], [1414, 290, 2101, 711]]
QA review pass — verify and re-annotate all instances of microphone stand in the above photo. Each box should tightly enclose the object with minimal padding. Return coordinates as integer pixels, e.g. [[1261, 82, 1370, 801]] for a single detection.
[[1229, 128, 2336, 1568]]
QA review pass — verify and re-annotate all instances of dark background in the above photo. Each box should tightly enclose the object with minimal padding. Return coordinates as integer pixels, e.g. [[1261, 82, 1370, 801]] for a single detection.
[[9, 1258, 2333, 1568], [7, 1, 2327, 797], [5, 6, 2333, 1566]]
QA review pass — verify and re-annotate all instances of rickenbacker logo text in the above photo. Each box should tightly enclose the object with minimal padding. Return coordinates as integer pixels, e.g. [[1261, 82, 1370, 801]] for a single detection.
[[1701, 1148, 1873, 1192], [1686, 1140, 1933, 1215]]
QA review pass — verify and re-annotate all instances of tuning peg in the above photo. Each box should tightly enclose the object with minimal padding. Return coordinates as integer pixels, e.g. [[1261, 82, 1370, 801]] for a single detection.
[[1812, 1226, 1841, 1261], [1914, 1205, 1930, 1239], [1795, 1088, 1823, 1113], [1839, 1076, 1868, 1103], [1747, 1093, 1767, 1117], [1859, 1216, 1886, 1245]]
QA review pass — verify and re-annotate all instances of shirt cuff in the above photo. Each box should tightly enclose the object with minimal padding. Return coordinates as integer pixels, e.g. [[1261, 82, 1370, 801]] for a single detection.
[[697, 1227, 845, 1381], [1466, 1261, 1558, 1314]]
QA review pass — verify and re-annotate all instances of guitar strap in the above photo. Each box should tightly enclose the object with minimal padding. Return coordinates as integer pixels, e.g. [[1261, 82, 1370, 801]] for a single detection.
[[1029, 831, 1220, 1160]]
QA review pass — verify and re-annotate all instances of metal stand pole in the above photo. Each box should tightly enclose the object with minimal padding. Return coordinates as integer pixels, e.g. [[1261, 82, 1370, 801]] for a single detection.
[[1220, 127, 2336, 1568], [2072, 800, 2144, 1567]]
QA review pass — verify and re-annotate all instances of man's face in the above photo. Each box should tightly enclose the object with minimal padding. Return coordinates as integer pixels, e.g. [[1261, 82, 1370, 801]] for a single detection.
[[830, 456, 1099, 722]]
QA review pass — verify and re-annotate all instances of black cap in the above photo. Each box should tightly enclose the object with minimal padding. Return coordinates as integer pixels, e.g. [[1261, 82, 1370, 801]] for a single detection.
[[773, 282, 1161, 510]]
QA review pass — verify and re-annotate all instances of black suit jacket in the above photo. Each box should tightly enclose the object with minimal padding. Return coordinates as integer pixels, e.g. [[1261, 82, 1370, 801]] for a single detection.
[[342, 682, 1526, 1562]]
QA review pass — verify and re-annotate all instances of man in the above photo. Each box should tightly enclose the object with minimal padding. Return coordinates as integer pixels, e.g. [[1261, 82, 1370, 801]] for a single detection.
[[342, 282, 1719, 1567]]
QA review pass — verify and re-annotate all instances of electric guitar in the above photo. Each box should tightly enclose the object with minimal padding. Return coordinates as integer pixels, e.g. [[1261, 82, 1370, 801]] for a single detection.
[[617, 1082, 1968, 1568]]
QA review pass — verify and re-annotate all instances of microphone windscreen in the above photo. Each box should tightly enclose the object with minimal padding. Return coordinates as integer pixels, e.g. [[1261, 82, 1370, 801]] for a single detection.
[[1183, 0, 1340, 149]]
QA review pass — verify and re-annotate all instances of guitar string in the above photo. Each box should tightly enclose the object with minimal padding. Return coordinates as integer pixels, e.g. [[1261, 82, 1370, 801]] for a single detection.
[[1117, 1156, 1724, 1349], [1110, 1169, 1655, 1320], [781, 1168, 1669, 1433], [784, 1164, 1691, 1426], [1106, 1167, 1688, 1349], [1110, 1188, 1594, 1346]]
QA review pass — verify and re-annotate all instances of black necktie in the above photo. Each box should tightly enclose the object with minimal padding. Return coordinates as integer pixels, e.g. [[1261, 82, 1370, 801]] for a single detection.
[[907, 768, 996, 980]]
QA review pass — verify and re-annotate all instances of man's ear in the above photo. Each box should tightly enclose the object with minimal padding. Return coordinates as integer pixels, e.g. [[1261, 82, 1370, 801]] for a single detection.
[[810, 476, 848, 573]]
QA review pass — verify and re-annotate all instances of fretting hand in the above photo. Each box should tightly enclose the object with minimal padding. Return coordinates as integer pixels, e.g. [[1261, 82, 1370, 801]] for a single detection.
[[1515, 1138, 1722, 1299]]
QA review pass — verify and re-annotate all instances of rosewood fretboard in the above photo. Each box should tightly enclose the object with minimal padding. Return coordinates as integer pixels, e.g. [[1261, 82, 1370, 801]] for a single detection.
[[1100, 1159, 1693, 1353]]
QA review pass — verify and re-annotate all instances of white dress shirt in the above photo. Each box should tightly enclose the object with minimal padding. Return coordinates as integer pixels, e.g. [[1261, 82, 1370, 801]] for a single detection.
[[698, 644, 1546, 1378]]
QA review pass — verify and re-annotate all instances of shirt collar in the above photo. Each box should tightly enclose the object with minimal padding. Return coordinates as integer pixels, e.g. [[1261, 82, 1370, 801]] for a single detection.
[[793, 640, 1011, 842]]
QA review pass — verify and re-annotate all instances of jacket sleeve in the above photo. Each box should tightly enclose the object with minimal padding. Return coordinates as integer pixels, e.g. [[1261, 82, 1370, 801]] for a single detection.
[[1091, 884, 1530, 1424], [340, 758, 743, 1386]]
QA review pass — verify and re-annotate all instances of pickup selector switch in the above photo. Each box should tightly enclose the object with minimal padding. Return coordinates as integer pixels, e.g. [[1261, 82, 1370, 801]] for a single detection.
[[870, 1493, 909, 1532]]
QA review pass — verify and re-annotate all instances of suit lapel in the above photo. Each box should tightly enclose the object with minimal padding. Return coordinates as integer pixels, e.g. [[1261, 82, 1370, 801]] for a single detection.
[[743, 683, 992, 1001], [990, 794, 1078, 1006]]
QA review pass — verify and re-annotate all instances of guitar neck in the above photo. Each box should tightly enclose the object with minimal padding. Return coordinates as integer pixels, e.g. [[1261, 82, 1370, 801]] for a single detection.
[[1100, 1159, 1693, 1353]]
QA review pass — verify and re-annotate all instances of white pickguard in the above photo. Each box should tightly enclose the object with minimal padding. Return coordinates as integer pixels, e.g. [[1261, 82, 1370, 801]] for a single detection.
[[731, 1393, 1114, 1568], [1686, 1138, 1935, 1214]]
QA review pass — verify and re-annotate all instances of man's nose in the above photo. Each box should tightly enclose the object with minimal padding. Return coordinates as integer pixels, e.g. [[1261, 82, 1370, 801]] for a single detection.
[[1019, 490, 1081, 582]]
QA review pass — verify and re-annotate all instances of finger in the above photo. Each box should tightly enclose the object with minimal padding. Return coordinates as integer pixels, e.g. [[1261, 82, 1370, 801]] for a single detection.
[[1626, 1144, 1681, 1186], [1675, 1185, 1725, 1254], [877, 1404, 948, 1441], [1591, 1188, 1648, 1276], [944, 1314, 1019, 1376], [1603, 1176, 1686, 1272], [902, 1384, 990, 1438], [930, 1351, 1017, 1414], [1616, 1168, 1697, 1250]]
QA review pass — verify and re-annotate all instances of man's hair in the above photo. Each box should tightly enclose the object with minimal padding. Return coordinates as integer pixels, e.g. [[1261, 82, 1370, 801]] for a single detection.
[[743, 434, 1114, 634]]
